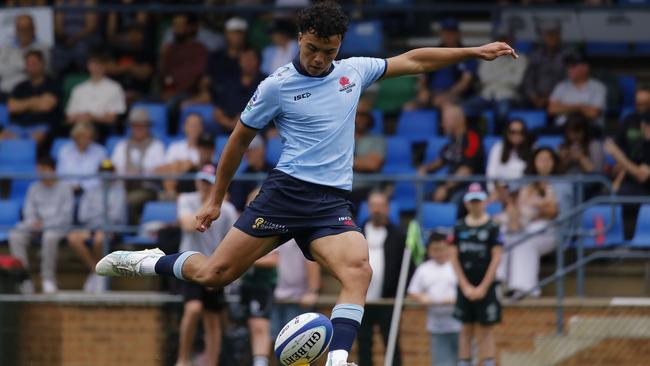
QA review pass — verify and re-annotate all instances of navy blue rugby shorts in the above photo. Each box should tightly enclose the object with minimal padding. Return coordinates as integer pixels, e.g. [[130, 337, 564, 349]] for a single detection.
[[233, 169, 361, 260]]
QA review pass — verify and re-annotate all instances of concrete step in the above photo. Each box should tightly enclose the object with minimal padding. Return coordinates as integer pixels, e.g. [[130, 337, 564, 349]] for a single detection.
[[531, 335, 600, 364], [568, 316, 650, 338], [501, 352, 550, 366]]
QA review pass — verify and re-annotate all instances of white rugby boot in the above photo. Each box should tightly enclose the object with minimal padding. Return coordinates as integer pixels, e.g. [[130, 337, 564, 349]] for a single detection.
[[95, 248, 165, 277]]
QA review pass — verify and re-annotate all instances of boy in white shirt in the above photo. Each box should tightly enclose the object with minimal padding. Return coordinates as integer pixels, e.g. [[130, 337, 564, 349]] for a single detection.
[[408, 231, 461, 366]]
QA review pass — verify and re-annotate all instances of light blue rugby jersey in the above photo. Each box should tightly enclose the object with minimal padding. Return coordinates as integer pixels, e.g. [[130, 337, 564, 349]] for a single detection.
[[240, 57, 387, 190]]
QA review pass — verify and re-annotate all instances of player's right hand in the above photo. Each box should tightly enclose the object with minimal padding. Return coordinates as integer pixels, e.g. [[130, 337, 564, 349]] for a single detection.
[[195, 202, 221, 232]]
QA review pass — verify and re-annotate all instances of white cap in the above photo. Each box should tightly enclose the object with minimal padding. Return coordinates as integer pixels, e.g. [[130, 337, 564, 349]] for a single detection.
[[225, 17, 248, 32]]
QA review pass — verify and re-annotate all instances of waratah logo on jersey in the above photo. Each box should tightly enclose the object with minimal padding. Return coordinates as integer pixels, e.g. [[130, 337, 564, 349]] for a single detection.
[[338, 76, 355, 93], [252, 217, 287, 232]]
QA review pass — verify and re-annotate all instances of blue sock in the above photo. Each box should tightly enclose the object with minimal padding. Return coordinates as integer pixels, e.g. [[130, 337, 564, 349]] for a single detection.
[[154, 251, 198, 280], [329, 303, 364, 353]]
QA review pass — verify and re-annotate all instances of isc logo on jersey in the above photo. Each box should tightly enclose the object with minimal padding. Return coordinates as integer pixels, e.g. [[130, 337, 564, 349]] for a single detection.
[[274, 313, 333, 366]]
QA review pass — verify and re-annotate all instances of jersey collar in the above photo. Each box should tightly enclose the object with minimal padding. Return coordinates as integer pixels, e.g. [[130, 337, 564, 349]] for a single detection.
[[292, 57, 335, 78]]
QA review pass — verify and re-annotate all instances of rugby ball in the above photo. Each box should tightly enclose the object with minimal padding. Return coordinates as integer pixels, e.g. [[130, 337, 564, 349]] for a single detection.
[[274, 312, 333, 366]]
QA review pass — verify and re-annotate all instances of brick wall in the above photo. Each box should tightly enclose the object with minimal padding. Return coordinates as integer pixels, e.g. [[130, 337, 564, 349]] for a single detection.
[[4, 298, 649, 366]]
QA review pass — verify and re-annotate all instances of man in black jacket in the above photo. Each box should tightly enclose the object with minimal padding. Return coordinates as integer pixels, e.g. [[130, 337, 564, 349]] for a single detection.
[[357, 191, 411, 366]]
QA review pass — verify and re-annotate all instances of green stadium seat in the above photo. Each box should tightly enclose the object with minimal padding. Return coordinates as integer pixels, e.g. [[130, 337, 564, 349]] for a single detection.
[[375, 75, 417, 115]]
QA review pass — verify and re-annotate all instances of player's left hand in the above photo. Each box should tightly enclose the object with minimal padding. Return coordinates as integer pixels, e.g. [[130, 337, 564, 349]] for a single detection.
[[477, 42, 518, 61], [473, 286, 488, 300]]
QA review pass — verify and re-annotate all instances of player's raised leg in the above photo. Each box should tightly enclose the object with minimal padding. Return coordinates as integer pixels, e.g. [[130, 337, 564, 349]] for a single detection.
[[96, 227, 278, 288], [310, 231, 372, 366]]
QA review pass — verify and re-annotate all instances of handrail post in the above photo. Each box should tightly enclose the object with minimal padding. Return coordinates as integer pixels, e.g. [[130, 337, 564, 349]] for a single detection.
[[101, 172, 111, 290], [576, 180, 585, 297], [556, 237, 565, 335]]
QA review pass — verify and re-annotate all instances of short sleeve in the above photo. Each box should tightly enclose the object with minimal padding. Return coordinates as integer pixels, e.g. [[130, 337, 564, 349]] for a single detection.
[[590, 82, 606, 109], [345, 57, 387, 90], [239, 76, 281, 130]]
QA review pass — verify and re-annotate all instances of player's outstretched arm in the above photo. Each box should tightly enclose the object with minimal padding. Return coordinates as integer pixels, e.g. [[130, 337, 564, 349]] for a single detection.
[[383, 42, 518, 79], [195, 121, 257, 231]]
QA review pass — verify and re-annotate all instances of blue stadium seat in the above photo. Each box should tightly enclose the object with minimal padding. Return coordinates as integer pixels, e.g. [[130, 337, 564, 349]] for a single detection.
[[106, 136, 123, 156], [635, 42, 650, 56], [179, 104, 217, 135], [0, 199, 21, 242], [0, 104, 8, 127], [0, 139, 36, 173], [483, 135, 501, 158], [585, 42, 630, 57], [482, 110, 496, 135], [424, 137, 448, 163], [10, 179, 33, 201], [421, 202, 457, 230], [578, 205, 624, 247], [122, 201, 177, 245], [535, 136, 563, 151], [396, 110, 438, 143], [514, 40, 534, 54], [356, 200, 400, 225], [508, 110, 547, 131], [630, 205, 650, 247], [214, 136, 229, 161], [50, 138, 72, 159], [393, 180, 417, 212], [486, 201, 503, 216], [618, 75, 636, 109], [131, 103, 168, 138], [339, 20, 383, 56], [370, 109, 383, 135], [383, 136, 413, 172], [266, 136, 283, 165]]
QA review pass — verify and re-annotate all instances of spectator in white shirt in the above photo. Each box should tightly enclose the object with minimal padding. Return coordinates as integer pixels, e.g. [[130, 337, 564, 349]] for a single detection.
[[157, 113, 204, 199], [486, 118, 532, 194], [65, 52, 126, 142], [548, 53, 606, 131], [66, 159, 126, 293], [56, 121, 107, 192], [110, 108, 165, 223], [261, 19, 298, 76], [0, 14, 50, 96], [462, 28, 528, 125], [408, 231, 462, 366]]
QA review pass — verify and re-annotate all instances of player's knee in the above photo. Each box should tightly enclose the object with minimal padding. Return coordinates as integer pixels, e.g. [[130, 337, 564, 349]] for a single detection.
[[342, 258, 372, 286], [184, 300, 203, 317]]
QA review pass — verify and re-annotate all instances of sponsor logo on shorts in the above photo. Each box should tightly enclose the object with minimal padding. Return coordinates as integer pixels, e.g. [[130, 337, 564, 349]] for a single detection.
[[281, 331, 322, 364], [338, 76, 356, 93], [252, 217, 288, 232], [338, 216, 356, 226]]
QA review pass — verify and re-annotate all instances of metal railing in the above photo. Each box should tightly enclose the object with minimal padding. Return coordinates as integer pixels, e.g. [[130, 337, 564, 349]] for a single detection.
[[2, 171, 647, 336]]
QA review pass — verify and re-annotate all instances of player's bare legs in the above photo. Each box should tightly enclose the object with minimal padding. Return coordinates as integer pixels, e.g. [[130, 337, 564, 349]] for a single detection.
[[476, 325, 496, 366], [249, 317, 272, 366], [310, 231, 372, 366], [311, 231, 371, 305], [96, 228, 278, 288], [176, 300, 203, 366], [182, 228, 278, 287], [458, 323, 474, 365], [202, 310, 222, 366]]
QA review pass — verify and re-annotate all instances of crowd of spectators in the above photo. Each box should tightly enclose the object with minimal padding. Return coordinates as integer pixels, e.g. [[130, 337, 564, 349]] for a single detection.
[[0, 4, 647, 302]]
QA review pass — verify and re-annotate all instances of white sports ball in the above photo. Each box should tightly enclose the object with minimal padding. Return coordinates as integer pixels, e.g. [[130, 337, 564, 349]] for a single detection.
[[274, 312, 333, 366]]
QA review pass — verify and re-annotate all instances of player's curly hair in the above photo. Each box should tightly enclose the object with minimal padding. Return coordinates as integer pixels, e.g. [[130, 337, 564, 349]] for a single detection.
[[297, 1, 348, 39]]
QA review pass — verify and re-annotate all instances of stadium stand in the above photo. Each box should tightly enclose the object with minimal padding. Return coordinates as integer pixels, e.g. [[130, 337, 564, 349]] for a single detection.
[[122, 201, 177, 245], [420, 202, 457, 231], [0, 199, 21, 242], [396, 110, 438, 142], [578, 204, 625, 247], [357, 200, 400, 225]]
